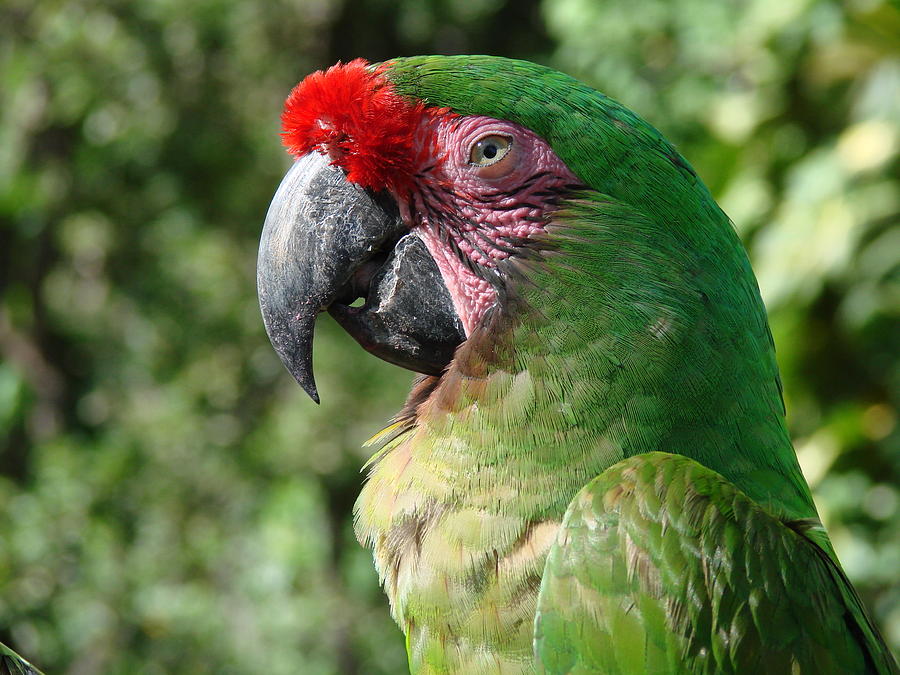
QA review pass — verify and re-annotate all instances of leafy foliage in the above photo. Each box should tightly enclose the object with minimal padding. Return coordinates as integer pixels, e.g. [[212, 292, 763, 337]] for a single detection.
[[0, 0, 896, 672]]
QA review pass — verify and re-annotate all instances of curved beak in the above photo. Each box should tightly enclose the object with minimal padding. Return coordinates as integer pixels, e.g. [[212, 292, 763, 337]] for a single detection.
[[257, 152, 464, 402]]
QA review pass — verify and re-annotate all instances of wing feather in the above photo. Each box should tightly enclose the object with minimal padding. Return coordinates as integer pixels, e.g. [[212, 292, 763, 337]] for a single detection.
[[534, 452, 897, 674]]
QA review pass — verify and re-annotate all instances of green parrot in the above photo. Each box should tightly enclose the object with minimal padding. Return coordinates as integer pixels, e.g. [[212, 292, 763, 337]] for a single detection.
[[257, 56, 897, 674]]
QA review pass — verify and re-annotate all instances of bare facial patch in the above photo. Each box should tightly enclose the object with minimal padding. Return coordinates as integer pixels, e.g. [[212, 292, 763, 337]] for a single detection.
[[404, 115, 580, 335]]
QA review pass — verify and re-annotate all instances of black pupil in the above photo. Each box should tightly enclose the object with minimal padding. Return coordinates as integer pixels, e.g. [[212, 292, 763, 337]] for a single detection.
[[482, 143, 498, 159]]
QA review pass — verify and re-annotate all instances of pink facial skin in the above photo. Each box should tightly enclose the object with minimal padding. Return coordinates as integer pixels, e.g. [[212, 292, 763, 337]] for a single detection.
[[395, 115, 581, 336]]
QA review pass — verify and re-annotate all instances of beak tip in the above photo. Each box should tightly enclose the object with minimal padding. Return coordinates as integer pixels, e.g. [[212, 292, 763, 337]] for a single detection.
[[302, 381, 321, 404], [285, 349, 320, 404]]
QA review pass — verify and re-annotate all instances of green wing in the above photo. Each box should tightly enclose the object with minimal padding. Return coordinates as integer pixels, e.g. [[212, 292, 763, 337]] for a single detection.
[[534, 452, 897, 674], [0, 643, 42, 675]]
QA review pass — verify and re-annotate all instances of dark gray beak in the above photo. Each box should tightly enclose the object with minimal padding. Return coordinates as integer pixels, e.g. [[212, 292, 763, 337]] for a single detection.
[[257, 152, 465, 402]]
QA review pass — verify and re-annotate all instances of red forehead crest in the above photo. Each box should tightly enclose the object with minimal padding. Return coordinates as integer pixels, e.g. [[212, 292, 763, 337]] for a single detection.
[[281, 59, 441, 192]]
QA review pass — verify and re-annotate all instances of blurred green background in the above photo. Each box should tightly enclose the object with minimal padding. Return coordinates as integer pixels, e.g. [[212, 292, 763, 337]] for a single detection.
[[1, 0, 897, 672]]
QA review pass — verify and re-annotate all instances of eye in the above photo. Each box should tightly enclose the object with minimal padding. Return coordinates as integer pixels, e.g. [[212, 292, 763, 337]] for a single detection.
[[469, 135, 513, 167]]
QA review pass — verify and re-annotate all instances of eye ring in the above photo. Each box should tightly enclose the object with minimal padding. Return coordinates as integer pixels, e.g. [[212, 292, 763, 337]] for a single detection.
[[469, 135, 513, 167]]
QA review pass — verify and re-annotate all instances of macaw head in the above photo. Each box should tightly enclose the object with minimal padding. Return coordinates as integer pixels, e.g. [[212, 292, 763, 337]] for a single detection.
[[257, 56, 743, 403]]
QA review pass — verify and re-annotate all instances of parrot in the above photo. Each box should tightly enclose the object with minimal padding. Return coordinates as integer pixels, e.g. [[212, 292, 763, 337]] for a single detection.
[[256, 56, 898, 674]]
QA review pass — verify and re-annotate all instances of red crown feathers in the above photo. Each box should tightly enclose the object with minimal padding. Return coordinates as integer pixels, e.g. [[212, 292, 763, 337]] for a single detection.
[[281, 59, 445, 193]]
